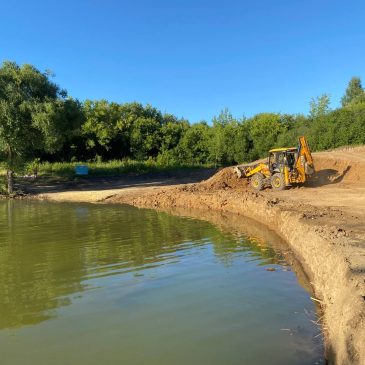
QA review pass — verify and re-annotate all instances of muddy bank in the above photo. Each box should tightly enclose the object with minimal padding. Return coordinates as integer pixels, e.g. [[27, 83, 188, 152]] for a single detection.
[[34, 147, 365, 364]]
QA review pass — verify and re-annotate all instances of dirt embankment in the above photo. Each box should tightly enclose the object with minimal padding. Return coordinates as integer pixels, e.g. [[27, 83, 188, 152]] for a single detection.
[[105, 147, 365, 365], [35, 147, 365, 365]]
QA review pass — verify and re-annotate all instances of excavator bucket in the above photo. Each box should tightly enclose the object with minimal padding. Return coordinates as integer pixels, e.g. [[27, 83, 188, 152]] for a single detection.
[[233, 166, 247, 178], [298, 136, 315, 176]]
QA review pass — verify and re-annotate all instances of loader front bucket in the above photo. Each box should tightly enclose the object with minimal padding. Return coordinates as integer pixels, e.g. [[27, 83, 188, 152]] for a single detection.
[[233, 166, 247, 178]]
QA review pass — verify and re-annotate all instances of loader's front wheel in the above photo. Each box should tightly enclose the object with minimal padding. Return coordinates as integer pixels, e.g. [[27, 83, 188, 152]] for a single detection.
[[271, 173, 286, 190], [251, 173, 265, 191]]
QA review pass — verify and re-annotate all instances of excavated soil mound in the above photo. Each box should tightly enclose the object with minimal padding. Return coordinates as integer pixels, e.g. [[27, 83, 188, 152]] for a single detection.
[[180, 167, 249, 193], [313, 150, 365, 186], [191, 146, 365, 193], [200, 167, 249, 190]]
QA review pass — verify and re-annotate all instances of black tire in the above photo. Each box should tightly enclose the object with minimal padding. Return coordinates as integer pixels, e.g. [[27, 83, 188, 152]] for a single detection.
[[250, 173, 265, 191], [270, 173, 286, 190]]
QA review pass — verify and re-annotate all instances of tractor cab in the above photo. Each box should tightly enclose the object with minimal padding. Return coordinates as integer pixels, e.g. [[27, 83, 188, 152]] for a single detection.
[[268, 147, 297, 173]]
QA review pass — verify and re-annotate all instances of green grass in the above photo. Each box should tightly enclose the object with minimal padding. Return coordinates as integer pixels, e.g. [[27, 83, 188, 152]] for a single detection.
[[33, 160, 212, 178], [0, 160, 214, 193]]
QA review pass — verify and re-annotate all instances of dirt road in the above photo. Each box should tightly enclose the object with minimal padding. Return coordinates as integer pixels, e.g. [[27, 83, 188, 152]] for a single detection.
[[34, 147, 365, 365]]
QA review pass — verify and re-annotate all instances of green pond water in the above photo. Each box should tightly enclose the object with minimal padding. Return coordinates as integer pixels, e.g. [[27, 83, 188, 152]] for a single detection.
[[0, 200, 323, 365]]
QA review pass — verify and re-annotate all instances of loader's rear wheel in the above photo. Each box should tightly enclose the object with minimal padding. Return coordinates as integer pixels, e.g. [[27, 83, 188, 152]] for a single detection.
[[251, 173, 265, 191], [271, 173, 286, 190]]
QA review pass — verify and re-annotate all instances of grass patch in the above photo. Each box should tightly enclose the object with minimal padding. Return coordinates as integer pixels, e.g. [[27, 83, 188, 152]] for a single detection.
[[0, 160, 214, 193], [34, 160, 212, 178]]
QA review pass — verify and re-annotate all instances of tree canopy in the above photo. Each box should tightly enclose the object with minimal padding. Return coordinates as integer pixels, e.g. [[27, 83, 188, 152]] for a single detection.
[[341, 77, 365, 107], [0, 61, 83, 193], [1, 60, 365, 195], [309, 94, 331, 118]]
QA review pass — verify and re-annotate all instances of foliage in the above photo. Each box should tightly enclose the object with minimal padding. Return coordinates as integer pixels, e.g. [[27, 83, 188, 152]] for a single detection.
[[341, 77, 365, 107], [308, 103, 365, 150], [0, 61, 83, 193], [1, 60, 365, 188], [34, 159, 213, 178], [0, 175, 6, 194], [309, 94, 331, 118], [173, 122, 211, 165], [247, 113, 285, 159]]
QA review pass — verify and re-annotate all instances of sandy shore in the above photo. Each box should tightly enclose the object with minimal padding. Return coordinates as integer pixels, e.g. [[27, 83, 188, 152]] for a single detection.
[[33, 147, 365, 365]]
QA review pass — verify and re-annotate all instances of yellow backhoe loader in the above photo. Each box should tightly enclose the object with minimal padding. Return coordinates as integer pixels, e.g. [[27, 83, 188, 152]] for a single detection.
[[234, 136, 315, 191]]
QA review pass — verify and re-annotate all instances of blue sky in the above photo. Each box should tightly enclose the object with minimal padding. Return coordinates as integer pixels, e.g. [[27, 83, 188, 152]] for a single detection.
[[1, 0, 364, 122]]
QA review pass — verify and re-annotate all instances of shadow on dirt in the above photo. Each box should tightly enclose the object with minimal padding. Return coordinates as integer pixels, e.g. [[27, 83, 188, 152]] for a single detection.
[[325, 336, 359, 365], [20, 169, 218, 195], [305, 166, 351, 188]]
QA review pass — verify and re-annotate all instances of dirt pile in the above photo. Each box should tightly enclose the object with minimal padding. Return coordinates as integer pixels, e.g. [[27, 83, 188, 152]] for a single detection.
[[198, 146, 365, 192], [200, 167, 249, 190], [313, 148, 365, 186], [178, 167, 249, 193], [184, 147, 365, 194]]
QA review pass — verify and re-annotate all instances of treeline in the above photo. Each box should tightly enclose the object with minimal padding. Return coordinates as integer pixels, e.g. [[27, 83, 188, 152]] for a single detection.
[[51, 77, 365, 166], [1, 60, 365, 188]]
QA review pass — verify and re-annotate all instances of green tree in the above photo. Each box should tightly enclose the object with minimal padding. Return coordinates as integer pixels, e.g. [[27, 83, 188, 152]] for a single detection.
[[82, 100, 121, 157], [82, 101, 167, 161], [129, 117, 162, 160], [0, 61, 81, 194], [156, 116, 190, 165], [210, 108, 235, 166], [309, 94, 331, 118], [159, 115, 189, 152], [276, 114, 309, 148], [231, 120, 250, 163], [175, 122, 210, 164], [247, 113, 284, 159], [341, 77, 365, 107]]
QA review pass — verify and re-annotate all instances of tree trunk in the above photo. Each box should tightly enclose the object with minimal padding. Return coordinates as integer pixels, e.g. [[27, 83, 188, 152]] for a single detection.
[[7, 170, 14, 195], [6, 145, 14, 196]]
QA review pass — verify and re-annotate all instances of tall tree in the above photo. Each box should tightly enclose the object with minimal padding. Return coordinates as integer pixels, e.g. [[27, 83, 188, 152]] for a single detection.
[[82, 99, 121, 157], [247, 113, 284, 159], [210, 108, 235, 166], [341, 77, 365, 107], [175, 122, 210, 165], [0, 61, 81, 194], [309, 94, 331, 118]]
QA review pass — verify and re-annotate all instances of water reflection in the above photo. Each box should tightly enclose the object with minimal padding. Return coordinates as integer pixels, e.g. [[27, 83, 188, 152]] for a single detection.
[[0, 201, 323, 365], [0, 201, 278, 330]]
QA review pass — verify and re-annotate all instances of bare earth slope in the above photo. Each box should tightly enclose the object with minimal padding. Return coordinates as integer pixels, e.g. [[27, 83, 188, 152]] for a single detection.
[[35, 147, 365, 365]]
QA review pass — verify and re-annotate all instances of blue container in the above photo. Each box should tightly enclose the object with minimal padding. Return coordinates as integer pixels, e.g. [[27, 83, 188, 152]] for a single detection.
[[75, 165, 89, 175]]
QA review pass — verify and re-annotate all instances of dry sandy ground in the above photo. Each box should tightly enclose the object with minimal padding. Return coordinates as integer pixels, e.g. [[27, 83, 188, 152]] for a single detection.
[[33, 147, 365, 365], [31, 169, 216, 202]]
